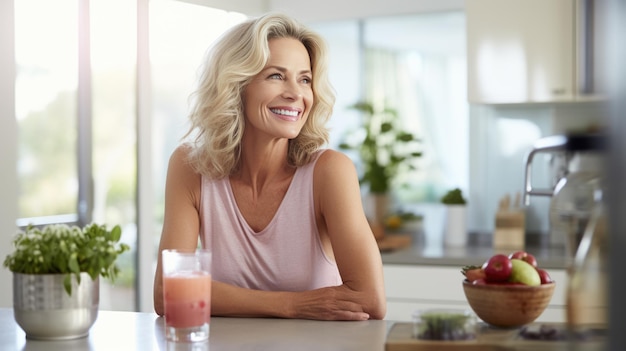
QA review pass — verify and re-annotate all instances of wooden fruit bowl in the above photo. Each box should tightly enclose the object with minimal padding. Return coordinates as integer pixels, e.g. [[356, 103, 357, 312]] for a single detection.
[[462, 280, 556, 328]]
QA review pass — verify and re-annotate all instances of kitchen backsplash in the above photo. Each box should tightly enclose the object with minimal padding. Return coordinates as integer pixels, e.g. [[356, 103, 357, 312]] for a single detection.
[[468, 101, 605, 240]]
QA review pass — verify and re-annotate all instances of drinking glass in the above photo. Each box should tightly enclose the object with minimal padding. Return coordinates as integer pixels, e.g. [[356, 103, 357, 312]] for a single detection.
[[162, 249, 212, 342]]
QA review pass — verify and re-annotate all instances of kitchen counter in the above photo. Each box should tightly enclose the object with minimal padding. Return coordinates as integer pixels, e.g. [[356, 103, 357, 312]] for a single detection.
[[0, 308, 391, 351], [380, 231, 569, 270], [2, 309, 605, 351]]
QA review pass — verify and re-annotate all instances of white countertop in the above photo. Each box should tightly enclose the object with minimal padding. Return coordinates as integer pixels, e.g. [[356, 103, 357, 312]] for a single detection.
[[0, 308, 392, 351]]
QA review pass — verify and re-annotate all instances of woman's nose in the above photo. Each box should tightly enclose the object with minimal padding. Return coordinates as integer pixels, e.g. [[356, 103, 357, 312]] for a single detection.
[[281, 79, 302, 99]]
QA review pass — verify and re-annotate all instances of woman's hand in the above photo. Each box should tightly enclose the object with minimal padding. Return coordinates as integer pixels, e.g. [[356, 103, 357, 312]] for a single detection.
[[209, 281, 371, 321], [287, 285, 371, 321]]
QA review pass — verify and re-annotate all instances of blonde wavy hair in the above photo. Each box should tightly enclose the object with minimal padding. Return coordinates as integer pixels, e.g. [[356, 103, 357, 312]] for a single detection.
[[185, 13, 335, 179]]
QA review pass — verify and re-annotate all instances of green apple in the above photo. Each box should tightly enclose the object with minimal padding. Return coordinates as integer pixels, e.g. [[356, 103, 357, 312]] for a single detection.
[[509, 259, 541, 286]]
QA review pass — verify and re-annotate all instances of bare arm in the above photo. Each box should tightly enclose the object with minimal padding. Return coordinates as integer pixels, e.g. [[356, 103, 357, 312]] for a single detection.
[[311, 150, 387, 319], [153, 146, 204, 315]]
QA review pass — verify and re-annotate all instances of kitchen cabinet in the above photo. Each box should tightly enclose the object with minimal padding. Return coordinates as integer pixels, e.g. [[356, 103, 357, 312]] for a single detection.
[[466, 0, 594, 104], [383, 264, 567, 322]]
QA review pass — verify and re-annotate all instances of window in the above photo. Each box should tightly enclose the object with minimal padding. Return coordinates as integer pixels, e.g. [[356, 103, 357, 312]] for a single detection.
[[15, 0, 137, 310], [14, 0, 246, 311], [15, 0, 79, 224], [90, 0, 138, 310]]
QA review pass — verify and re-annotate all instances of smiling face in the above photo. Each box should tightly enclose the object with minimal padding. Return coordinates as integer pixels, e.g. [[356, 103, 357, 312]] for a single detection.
[[242, 37, 314, 141]]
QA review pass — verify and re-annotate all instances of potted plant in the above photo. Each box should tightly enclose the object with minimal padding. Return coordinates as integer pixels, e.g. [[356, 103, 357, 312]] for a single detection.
[[3, 223, 130, 340], [339, 101, 422, 194], [441, 188, 467, 206], [339, 101, 422, 232], [440, 188, 468, 246]]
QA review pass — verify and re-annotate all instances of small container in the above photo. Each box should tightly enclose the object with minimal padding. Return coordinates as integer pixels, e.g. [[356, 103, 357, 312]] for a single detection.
[[412, 309, 477, 341]]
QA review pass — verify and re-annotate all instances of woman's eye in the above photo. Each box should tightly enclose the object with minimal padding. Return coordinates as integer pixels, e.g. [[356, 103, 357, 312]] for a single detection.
[[269, 73, 283, 80], [301, 77, 312, 84]]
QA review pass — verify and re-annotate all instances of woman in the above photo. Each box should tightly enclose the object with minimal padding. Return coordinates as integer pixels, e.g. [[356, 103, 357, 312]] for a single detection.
[[153, 13, 386, 321]]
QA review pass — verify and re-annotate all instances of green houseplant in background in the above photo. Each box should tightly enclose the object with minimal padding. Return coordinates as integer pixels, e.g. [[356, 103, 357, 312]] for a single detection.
[[3, 223, 130, 340], [339, 101, 422, 194], [339, 101, 422, 239], [441, 188, 467, 205]]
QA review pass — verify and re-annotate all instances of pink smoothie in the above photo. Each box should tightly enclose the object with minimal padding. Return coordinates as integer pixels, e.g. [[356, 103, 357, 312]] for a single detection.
[[163, 271, 211, 328]]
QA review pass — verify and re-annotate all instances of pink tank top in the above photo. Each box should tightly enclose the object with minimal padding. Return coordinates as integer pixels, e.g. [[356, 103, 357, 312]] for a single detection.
[[199, 150, 342, 291]]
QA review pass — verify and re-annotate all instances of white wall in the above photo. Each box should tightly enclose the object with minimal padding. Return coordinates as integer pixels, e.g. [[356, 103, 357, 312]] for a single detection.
[[179, 0, 267, 16], [182, 0, 464, 22], [0, 0, 17, 308], [267, 0, 464, 22]]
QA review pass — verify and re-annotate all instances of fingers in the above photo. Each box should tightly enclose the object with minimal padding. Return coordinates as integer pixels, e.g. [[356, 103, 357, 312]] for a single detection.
[[299, 307, 369, 321], [292, 286, 372, 321], [331, 311, 370, 321]]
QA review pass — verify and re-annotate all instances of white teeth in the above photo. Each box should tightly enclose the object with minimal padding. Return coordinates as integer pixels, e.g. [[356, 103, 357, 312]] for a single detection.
[[270, 108, 298, 117]]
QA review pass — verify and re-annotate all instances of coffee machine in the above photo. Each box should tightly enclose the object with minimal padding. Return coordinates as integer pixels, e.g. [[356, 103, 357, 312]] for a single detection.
[[523, 133, 606, 258]]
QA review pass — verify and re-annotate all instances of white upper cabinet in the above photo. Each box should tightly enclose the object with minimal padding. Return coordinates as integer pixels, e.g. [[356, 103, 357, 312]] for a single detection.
[[466, 0, 594, 104]]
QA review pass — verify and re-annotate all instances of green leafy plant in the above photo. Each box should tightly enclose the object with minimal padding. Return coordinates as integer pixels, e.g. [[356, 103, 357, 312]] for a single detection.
[[441, 188, 467, 205], [3, 223, 130, 295], [339, 101, 422, 194]]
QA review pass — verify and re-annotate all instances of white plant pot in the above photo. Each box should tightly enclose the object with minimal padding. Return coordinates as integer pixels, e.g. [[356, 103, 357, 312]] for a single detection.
[[444, 205, 467, 247]]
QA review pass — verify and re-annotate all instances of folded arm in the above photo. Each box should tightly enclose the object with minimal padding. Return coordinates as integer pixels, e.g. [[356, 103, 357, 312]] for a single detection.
[[312, 150, 387, 320]]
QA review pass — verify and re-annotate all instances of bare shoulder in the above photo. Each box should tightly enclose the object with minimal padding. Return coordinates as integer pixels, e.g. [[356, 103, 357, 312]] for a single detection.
[[169, 144, 192, 167], [168, 145, 196, 174], [313, 149, 359, 195], [167, 144, 201, 192], [314, 149, 357, 175]]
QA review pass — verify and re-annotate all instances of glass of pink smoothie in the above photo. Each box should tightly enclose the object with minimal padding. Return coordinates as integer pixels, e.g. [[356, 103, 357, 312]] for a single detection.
[[162, 249, 211, 343]]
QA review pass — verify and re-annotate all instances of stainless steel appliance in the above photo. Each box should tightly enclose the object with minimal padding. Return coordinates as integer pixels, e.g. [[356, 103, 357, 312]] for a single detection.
[[523, 133, 606, 258]]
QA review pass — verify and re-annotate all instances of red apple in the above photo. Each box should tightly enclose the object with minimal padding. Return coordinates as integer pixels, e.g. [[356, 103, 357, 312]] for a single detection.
[[536, 268, 553, 284], [482, 254, 513, 282], [509, 251, 538, 267]]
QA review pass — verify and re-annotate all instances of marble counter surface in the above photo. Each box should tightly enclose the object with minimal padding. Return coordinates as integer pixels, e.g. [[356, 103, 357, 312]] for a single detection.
[[380, 231, 569, 270]]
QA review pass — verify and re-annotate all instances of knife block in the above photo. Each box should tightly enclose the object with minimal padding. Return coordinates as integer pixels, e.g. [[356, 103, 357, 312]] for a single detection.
[[493, 209, 525, 250]]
